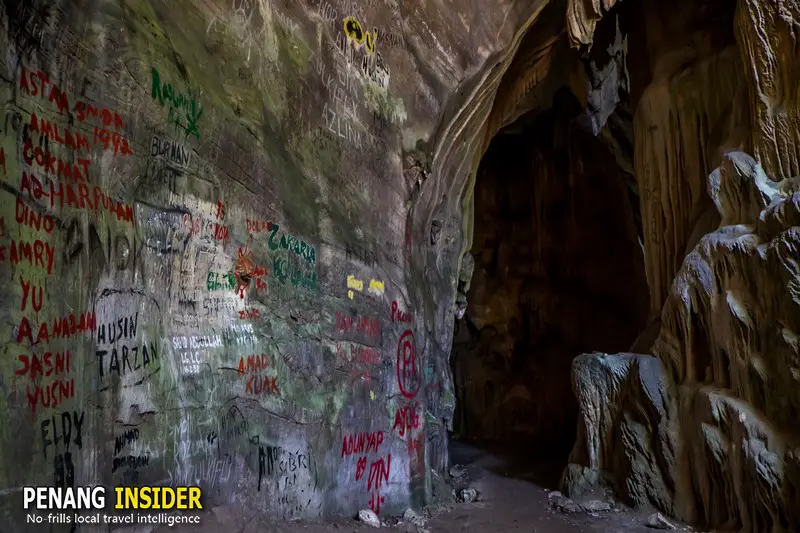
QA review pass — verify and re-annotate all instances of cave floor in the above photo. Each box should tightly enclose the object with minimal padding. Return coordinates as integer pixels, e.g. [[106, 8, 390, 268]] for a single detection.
[[153, 442, 688, 533]]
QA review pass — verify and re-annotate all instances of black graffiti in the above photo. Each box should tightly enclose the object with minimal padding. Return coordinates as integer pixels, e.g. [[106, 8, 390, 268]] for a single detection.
[[63, 217, 143, 275], [114, 428, 140, 456], [150, 135, 191, 166], [220, 405, 248, 441], [54, 451, 75, 489], [95, 342, 158, 379], [41, 410, 84, 460], [345, 242, 377, 268], [97, 313, 139, 344], [112, 454, 150, 473], [257, 444, 278, 492]]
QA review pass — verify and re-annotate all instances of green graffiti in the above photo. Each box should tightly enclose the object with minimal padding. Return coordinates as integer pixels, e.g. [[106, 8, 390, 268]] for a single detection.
[[207, 271, 236, 291], [151, 67, 204, 140], [267, 223, 316, 265], [272, 258, 318, 291]]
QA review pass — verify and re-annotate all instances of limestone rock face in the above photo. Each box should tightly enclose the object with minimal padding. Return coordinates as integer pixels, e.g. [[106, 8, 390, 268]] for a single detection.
[[562, 352, 676, 513], [657, 163, 800, 532], [0, 0, 542, 529], [565, 154, 800, 531]]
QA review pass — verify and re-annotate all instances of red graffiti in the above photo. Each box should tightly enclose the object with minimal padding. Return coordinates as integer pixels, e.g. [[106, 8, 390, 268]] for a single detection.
[[16, 350, 74, 418], [26, 379, 76, 419], [0, 146, 6, 176], [74, 100, 126, 130], [16, 350, 71, 380], [0, 239, 55, 274], [214, 223, 229, 241], [391, 301, 413, 323], [367, 453, 391, 514], [245, 375, 279, 395], [19, 68, 70, 114], [392, 404, 420, 437], [355, 456, 367, 480], [15, 312, 96, 345], [24, 136, 90, 180], [20, 68, 131, 156], [29, 113, 91, 155], [246, 218, 275, 233], [20, 68, 125, 129], [337, 343, 380, 366], [338, 342, 380, 386], [238, 354, 278, 396], [181, 215, 229, 242], [16, 198, 55, 234], [92, 126, 133, 156], [341, 431, 384, 457], [237, 354, 272, 375], [19, 275, 44, 313], [336, 311, 381, 337], [239, 308, 260, 320], [396, 330, 419, 398], [215, 201, 226, 221], [234, 243, 268, 298], [19, 172, 134, 225]]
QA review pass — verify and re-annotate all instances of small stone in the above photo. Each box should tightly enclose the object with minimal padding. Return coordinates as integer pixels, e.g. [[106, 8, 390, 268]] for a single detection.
[[645, 512, 676, 529], [449, 465, 466, 478], [581, 500, 612, 512], [359, 509, 381, 528], [547, 490, 563, 500], [589, 512, 600, 518], [459, 488, 478, 503], [553, 497, 580, 513], [402, 508, 426, 527]]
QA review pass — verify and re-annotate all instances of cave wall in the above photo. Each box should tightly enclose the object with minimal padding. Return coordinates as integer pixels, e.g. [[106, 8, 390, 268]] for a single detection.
[[452, 92, 648, 445], [562, 0, 800, 531], [0, 0, 543, 529]]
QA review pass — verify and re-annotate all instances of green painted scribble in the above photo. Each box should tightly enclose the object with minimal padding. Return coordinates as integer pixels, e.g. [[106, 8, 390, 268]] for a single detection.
[[151, 67, 204, 140]]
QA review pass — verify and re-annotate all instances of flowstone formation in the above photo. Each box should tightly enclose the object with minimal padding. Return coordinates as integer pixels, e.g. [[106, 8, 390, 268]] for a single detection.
[[565, 152, 800, 532]]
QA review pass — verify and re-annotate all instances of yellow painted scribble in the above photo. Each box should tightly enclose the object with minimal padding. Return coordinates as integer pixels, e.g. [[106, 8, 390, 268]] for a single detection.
[[347, 275, 364, 300], [344, 16, 378, 55], [368, 279, 384, 296], [364, 28, 378, 55], [343, 17, 364, 43]]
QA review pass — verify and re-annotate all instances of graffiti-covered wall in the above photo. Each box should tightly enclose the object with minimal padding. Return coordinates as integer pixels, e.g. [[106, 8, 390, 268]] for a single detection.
[[0, 0, 533, 529]]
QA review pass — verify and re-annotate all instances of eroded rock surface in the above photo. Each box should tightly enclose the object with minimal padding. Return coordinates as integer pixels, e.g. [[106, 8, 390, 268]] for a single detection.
[[562, 352, 676, 513], [566, 153, 800, 532]]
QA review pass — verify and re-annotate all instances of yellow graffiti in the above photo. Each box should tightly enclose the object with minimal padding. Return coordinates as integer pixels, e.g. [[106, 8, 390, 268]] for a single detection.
[[343, 17, 364, 43], [368, 279, 384, 296], [343, 16, 378, 55], [347, 274, 364, 299]]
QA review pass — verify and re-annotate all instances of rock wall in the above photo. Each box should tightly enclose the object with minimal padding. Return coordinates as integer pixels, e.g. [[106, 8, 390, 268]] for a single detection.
[[562, 1, 800, 532], [0, 0, 543, 529]]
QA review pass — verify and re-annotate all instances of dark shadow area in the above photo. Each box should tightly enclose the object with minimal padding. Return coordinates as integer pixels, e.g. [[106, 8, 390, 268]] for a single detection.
[[450, 87, 650, 478]]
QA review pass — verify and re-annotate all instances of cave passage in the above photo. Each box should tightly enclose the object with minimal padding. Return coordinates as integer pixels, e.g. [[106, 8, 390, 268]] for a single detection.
[[451, 89, 650, 472]]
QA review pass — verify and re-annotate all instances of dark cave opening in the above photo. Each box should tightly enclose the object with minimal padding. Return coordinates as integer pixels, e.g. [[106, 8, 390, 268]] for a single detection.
[[450, 88, 650, 474]]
